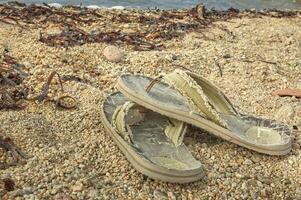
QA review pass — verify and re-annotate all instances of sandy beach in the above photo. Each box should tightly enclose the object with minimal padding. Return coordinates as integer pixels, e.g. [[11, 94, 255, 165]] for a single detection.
[[0, 3, 301, 199]]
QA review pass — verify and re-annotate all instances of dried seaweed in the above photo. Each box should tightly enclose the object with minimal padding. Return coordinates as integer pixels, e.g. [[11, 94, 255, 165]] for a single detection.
[[2, 178, 15, 192], [0, 135, 29, 170], [35, 71, 64, 102], [27, 71, 77, 109], [0, 52, 27, 110], [39, 25, 159, 50], [37, 6, 212, 50], [0, 177, 15, 198], [0, 3, 102, 26], [1, 3, 300, 50]]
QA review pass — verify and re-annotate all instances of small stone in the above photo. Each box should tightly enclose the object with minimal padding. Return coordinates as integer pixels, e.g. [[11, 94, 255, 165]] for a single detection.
[[55, 193, 73, 200], [103, 45, 124, 63], [292, 143, 300, 150], [241, 193, 248, 200], [235, 173, 244, 179], [241, 182, 247, 191], [23, 187, 33, 195], [274, 105, 295, 123], [153, 190, 168, 200], [257, 176, 272, 184], [71, 182, 83, 192], [201, 143, 208, 148], [223, 54, 231, 59], [184, 137, 196, 146], [88, 189, 99, 198], [167, 192, 177, 200], [246, 179, 257, 187], [237, 158, 244, 165], [254, 166, 262, 170], [260, 188, 267, 197], [296, 188, 301, 199], [164, 54, 177, 61], [196, 3, 205, 19], [243, 159, 253, 165], [250, 156, 261, 163]]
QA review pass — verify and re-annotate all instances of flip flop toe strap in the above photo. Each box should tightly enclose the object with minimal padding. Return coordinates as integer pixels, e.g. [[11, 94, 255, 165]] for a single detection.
[[163, 69, 238, 128], [111, 101, 186, 146]]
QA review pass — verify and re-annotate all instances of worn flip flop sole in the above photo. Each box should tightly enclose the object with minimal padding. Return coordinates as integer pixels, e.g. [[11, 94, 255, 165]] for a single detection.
[[117, 75, 292, 155], [100, 92, 205, 183]]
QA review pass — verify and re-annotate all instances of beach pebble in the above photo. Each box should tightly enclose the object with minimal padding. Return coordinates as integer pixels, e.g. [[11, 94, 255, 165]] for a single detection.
[[184, 137, 196, 146], [296, 188, 301, 199], [103, 45, 124, 63], [55, 193, 73, 200], [88, 189, 99, 198], [274, 105, 295, 123], [257, 176, 272, 184], [297, 136, 301, 145], [23, 187, 33, 195], [153, 190, 168, 200], [292, 142, 300, 150], [243, 159, 253, 165], [167, 192, 177, 200], [71, 182, 83, 192]]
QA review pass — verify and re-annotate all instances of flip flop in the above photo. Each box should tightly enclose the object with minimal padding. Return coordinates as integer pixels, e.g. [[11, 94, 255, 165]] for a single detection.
[[116, 70, 292, 155], [100, 92, 204, 183]]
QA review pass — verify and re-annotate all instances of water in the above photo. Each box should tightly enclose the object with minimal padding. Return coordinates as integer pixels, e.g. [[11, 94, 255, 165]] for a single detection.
[[0, 0, 301, 10]]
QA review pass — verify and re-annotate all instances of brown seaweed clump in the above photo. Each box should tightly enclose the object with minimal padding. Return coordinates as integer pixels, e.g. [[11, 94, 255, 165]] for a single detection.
[[0, 50, 27, 110], [0, 3, 300, 50]]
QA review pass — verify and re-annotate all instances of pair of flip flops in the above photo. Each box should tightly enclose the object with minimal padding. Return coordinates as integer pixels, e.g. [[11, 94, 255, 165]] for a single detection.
[[101, 69, 292, 183]]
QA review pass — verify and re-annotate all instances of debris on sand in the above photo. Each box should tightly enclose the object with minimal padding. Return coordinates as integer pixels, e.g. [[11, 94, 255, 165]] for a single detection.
[[272, 88, 301, 98], [1, 3, 299, 50], [0, 135, 29, 170], [27, 71, 77, 109], [103, 45, 124, 63], [0, 51, 27, 110]]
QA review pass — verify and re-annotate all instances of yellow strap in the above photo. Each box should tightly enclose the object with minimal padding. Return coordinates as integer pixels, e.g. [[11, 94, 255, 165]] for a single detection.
[[163, 69, 236, 127]]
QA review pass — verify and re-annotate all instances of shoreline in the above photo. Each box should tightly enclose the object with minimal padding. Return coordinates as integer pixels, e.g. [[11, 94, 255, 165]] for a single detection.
[[1, 3, 301, 200], [2, 1, 301, 11], [1, 0, 301, 11]]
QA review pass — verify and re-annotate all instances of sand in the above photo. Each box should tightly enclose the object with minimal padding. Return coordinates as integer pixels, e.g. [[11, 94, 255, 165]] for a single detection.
[[0, 5, 301, 200]]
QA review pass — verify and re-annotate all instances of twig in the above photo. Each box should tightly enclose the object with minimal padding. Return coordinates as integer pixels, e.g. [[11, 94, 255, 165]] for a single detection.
[[26, 71, 78, 109], [145, 75, 163, 93], [173, 64, 194, 72], [214, 59, 223, 77], [35, 71, 64, 102], [0, 136, 29, 160]]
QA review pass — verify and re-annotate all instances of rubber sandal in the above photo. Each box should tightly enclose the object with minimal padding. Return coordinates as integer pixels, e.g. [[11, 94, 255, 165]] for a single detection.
[[116, 70, 292, 155], [100, 92, 205, 183]]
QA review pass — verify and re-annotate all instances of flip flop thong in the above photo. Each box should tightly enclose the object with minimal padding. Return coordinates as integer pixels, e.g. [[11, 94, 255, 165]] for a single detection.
[[116, 70, 292, 155], [100, 92, 204, 183]]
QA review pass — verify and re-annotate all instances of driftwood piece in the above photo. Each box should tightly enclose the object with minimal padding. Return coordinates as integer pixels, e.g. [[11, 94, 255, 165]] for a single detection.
[[272, 89, 301, 98], [196, 4, 205, 19]]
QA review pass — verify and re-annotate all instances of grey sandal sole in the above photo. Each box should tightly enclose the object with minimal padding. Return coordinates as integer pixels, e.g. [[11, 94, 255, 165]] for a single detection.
[[100, 92, 205, 183]]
